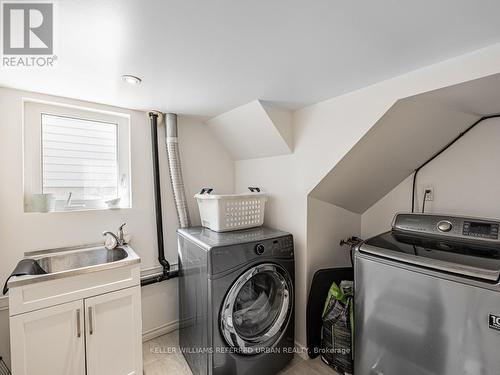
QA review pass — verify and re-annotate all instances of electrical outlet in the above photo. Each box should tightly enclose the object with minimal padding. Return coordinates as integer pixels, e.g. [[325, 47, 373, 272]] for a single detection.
[[424, 187, 434, 201]]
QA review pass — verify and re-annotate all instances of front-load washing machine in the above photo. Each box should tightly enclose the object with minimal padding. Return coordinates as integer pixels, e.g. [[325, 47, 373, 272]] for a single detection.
[[177, 226, 295, 375]]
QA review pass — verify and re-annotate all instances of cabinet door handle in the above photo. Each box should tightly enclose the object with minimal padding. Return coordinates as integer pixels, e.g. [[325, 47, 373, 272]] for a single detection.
[[88, 306, 94, 335], [76, 309, 81, 338]]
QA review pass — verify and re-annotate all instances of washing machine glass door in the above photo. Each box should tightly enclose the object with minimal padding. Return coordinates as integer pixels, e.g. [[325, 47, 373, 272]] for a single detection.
[[221, 263, 293, 355]]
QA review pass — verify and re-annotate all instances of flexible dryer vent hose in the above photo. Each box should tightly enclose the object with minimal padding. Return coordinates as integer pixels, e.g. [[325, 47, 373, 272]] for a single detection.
[[165, 113, 191, 228]]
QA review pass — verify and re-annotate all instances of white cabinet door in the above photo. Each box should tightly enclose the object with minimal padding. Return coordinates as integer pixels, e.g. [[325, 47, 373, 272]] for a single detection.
[[10, 299, 85, 375], [85, 286, 143, 375]]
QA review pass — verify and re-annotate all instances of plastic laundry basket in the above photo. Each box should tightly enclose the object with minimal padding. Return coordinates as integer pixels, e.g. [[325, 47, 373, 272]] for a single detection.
[[194, 187, 267, 232]]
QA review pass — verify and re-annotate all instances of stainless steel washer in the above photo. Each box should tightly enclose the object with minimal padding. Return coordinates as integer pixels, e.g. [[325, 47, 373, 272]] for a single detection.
[[178, 226, 294, 375], [355, 213, 500, 375]]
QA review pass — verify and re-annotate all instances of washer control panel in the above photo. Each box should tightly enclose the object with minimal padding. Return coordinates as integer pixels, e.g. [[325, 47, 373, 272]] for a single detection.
[[209, 234, 293, 275], [463, 220, 499, 239], [393, 213, 500, 243]]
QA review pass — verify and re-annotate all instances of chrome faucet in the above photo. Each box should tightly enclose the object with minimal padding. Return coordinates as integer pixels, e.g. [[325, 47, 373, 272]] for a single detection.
[[103, 223, 127, 249]]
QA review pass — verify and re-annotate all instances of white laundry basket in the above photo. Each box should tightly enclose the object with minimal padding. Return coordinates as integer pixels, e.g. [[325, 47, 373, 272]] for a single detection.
[[195, 187, 267, 232]]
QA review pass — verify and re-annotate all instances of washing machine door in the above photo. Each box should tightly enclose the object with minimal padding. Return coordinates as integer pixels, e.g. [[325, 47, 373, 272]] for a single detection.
[[220, 263, 293, 355]]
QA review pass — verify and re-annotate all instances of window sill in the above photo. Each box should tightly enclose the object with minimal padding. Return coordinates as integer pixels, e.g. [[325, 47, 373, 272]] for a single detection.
[[24, 207, 132, 214]]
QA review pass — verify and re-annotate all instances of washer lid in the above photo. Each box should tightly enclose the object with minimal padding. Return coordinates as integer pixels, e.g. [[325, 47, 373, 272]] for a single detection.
[[359, 231, 500, 282]]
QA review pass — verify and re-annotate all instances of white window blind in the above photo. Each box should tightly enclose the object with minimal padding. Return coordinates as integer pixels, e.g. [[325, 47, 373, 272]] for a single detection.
[[41, 114, 119, 201]]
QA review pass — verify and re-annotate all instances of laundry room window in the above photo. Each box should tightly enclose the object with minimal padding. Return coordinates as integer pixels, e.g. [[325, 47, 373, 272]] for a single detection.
[[41, 114, 119, 201], [23, 100, 131, 212]]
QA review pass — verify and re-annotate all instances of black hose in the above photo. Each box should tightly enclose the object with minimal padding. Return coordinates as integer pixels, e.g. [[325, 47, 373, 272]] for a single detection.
[[141, 112, 178, 286], [141, 269, 179, 287], [421, 190, 429, 213]]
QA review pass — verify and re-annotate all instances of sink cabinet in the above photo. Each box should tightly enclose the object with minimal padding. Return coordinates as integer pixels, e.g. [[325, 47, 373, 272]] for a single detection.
[[8, 248, 142, 375], [85, 287, 142, 375], [10, 286, 142, 375], [10, 299, 86, 375]]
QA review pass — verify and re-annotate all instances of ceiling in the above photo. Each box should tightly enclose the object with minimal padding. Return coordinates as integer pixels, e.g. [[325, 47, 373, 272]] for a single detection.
[[2, 0, 500, 117]]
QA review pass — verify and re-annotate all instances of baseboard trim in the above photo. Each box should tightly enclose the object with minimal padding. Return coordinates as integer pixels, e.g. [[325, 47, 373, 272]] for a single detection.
[[295, 340, 309, 360], [142, 320, 179, 342]]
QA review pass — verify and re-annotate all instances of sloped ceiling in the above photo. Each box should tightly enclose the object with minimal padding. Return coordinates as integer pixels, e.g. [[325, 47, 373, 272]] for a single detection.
[[310, 73, 500, 213], [206, 100, 292, 160]]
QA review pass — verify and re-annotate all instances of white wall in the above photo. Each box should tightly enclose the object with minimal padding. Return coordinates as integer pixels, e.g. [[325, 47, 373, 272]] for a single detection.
[[235, 43, 500, 348], [307, 197, 360, 278], [362, 117, 500, 238], [0, 88, 234, 365]]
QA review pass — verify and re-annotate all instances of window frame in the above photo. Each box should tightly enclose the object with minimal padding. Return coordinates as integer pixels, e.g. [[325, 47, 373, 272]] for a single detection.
[[23, 100, 131, 212]]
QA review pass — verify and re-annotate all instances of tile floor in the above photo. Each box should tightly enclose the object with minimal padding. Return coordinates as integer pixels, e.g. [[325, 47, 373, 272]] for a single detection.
[[143, 330, 339, 375]]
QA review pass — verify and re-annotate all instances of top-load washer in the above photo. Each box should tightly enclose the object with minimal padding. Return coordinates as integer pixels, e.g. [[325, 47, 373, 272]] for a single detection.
[[355, 213, 500, 375], [178, 226, 295, 375]]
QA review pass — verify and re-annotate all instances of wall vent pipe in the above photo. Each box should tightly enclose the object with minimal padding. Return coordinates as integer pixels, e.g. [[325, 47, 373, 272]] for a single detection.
[[165, 113, 191, 228]]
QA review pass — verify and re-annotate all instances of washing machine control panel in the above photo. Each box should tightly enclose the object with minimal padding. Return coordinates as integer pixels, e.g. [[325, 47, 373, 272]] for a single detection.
[[210, 235, 294, 275], [393, 213, 500, 243], [271, 236, 294, 258]]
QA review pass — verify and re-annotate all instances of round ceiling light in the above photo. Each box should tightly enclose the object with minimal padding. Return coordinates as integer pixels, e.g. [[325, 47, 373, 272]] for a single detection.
[[121, 74, 142, 85]]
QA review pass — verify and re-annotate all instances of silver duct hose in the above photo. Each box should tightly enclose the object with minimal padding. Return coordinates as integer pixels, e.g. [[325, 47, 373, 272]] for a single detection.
[[165, 113, 191, 228]]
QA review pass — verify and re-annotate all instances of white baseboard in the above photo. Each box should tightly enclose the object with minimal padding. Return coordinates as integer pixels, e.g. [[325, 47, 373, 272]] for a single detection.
[[295, 340, 309, 360], [142, 320, 179, 342]]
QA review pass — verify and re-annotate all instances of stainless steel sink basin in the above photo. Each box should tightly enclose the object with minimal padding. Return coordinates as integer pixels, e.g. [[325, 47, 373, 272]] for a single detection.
[[36, 246, 128, 274], [7, 244, 140, 288]]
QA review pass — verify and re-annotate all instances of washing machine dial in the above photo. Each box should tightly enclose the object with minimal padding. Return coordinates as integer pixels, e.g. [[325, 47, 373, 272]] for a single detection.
[[437, 220, 453, 232], [255, 243, 265, 255]]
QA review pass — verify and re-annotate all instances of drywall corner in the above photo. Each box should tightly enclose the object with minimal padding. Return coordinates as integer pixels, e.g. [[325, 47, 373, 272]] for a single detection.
[[260, 101, 293, 152], [306, 196, 360, 287], [206, 100, 293, 160]]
